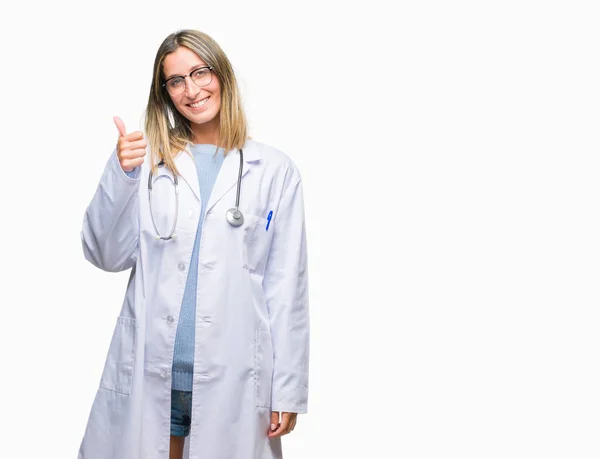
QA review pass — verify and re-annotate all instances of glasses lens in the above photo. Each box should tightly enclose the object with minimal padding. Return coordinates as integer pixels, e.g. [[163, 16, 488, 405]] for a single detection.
[[191, 68, 212, 87], [167, 77, 185, 95]]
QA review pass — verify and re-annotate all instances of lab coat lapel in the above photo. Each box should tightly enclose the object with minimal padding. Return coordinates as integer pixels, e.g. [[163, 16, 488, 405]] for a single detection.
[[173, 149, 201, 202], [205, 142, 260, 214]]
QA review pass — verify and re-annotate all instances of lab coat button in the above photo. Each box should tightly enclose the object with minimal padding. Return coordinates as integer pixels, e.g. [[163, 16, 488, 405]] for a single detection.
[[178, 262, 186, 271], [166, 315, 174, 324], [160, 369, 168, 378]]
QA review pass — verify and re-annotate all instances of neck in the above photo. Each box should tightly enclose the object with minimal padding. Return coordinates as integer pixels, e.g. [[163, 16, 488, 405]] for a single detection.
[[191, 119, 219, 145]]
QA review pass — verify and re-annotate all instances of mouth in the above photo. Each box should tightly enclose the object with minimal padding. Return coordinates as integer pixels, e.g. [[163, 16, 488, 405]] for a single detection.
[[187, 96, 210, 108]]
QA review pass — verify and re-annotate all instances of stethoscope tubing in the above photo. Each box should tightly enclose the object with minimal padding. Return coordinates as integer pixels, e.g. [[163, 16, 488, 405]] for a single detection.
[[148, 148, 244, 240]]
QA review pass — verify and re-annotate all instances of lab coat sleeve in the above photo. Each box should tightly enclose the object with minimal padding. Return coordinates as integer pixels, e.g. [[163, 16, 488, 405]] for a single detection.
[[263, 174, 310, 414], [80, 146, 140, 272]]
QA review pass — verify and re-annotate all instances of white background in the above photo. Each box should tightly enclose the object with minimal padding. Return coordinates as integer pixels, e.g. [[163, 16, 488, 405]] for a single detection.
[[0, 1, 599, 458]]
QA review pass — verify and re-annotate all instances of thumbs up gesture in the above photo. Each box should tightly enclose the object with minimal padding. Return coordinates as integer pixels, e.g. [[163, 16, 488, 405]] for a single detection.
[[114, 116, 147, 172]]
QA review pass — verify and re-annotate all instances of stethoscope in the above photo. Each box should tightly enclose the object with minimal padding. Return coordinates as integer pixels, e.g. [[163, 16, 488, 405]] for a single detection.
[[148, 149, 244, 240]]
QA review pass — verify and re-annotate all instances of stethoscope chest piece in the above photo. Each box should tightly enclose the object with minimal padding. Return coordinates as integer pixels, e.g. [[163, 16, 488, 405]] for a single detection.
[[226, 208, 244, 227]]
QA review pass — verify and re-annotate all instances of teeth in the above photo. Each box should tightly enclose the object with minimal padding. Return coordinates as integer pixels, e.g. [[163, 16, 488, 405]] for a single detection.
[[190, 97, 209, 108]]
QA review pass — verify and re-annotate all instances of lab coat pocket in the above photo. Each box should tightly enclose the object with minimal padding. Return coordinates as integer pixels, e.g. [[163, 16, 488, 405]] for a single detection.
[[99, 316, 137, 395], [243, 214, 274, 276], [254, 329, 274, 408]]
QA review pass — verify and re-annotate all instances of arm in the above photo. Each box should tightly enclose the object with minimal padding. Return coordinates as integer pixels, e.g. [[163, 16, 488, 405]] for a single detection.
[[263, 172, 310, 414], [80, 147, 141, 272]]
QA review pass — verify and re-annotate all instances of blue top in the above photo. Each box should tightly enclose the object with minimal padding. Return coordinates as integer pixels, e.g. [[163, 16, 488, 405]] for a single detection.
[[125, 144, 226, 391]]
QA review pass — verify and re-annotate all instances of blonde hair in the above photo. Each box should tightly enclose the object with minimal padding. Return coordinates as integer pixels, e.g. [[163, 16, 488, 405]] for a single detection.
[[144, 29, 249, 176]]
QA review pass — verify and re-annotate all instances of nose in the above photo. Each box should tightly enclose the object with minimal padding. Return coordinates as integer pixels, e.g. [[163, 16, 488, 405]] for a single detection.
[[184, 75, 201, 99]]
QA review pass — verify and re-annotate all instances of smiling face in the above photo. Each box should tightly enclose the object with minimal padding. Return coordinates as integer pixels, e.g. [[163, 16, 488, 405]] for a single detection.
[[162, 46, 222, 143]]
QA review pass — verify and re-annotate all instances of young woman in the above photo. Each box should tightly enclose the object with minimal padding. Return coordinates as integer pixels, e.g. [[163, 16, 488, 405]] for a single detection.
[[77, 29, 310, 459]]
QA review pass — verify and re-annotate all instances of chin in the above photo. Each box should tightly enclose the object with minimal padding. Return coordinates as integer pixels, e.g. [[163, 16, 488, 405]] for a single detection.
[[190, 109, 219, 123]]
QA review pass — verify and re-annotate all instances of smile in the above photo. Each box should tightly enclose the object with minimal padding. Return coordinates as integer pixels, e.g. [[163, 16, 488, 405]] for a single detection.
[[188, 96, 210, 108]]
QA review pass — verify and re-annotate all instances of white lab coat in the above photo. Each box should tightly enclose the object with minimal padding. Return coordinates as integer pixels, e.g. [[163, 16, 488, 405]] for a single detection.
[[77, 138, 309, 459]]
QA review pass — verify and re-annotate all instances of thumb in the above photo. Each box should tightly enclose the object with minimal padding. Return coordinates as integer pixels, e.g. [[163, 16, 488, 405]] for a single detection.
[[113, 116, 127, 137], [270, 411, 280, 431]]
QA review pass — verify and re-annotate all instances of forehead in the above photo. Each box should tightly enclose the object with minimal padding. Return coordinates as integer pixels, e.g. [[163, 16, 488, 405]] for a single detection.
[[163, 47, 207, 78]]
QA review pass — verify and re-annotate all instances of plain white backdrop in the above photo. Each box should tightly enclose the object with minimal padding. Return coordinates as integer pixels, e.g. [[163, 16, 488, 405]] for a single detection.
[[1, 0, 599, 457]]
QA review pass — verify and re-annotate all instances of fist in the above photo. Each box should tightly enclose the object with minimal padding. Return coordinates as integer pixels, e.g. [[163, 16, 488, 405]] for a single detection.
[[114, 116, 146, 172]]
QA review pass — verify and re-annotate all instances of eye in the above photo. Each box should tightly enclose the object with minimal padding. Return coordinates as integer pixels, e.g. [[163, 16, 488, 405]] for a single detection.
[[169, 77, 183, 87], [192, 68, 209, 77]]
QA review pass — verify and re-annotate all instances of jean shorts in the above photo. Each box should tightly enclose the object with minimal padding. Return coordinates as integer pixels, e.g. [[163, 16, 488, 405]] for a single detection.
[[171, 389, 193, 437]]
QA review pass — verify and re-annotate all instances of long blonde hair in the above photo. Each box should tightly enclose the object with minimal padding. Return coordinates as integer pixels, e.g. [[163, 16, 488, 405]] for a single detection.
[[144, 29, 249, 176]]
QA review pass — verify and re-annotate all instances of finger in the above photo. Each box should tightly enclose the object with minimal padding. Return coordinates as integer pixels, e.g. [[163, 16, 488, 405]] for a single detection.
[[123, 130, 144, 142], [113, 116, 127, 137], [120, 157, 144, 171], [267, 421, 290, 438], [119, 148, 147, 160], [270, 411, 280, 432], [119, 138, 146, 154], [268, 413, 292, 438], [124, 138, 147, 150], [281, 412, 295, 431], [282, 412, 297, 433]]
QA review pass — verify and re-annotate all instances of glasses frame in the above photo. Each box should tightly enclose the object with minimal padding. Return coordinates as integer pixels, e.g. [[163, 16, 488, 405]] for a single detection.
[[162, 66, 214, 95]]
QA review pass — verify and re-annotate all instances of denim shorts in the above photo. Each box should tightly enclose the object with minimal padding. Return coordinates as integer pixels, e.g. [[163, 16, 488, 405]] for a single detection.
[[171, 389, 193, 437]]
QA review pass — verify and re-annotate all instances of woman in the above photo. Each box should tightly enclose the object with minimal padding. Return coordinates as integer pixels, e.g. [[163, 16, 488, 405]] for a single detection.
[[77, 29, 310, 459]]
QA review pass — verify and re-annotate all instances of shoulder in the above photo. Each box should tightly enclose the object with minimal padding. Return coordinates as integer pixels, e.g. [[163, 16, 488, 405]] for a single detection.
[[244, 138, 303, 184]]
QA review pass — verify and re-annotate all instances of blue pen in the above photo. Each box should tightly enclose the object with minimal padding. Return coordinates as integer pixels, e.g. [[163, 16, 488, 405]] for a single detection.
[[266, 210, 273, 231]]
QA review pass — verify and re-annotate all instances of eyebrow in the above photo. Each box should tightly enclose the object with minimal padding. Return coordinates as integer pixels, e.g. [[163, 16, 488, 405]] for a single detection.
[[165, 64, 207, 80]]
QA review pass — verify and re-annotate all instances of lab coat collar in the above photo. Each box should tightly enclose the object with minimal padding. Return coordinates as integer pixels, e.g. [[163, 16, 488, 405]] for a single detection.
[[173, 139, 261, 210]]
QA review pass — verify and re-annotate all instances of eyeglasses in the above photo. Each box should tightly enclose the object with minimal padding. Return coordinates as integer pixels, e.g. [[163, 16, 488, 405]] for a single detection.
[[162, 66, 213, 96]]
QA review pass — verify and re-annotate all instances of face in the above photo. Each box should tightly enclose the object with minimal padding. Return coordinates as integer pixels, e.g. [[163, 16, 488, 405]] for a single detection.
[[162, 46, 221, 132]]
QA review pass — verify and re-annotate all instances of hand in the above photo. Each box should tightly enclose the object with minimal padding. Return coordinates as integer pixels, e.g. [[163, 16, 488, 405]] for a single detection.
[[114, 116, 146, 172], [267, 411, 298, 438]]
